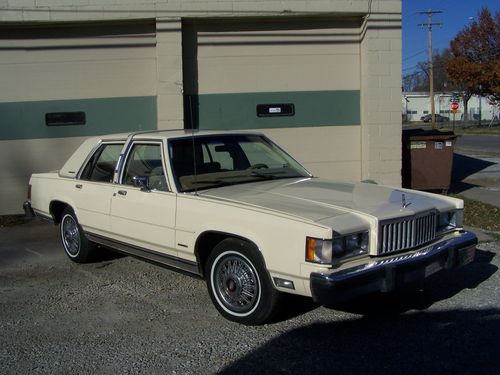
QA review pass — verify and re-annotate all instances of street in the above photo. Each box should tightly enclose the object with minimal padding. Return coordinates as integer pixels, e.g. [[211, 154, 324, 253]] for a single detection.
[[455, 134, 500, 156], [1, 220, 499, 374]]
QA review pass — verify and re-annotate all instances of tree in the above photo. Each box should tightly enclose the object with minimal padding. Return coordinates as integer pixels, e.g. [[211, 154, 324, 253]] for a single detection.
[[403, 49, 456, 92], [446, 8, 500, 120]]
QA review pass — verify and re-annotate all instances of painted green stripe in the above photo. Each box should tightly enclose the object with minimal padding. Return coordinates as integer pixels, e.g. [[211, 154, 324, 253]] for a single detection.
[[195, 90, 360, 130], [0, 96, 156, 141]]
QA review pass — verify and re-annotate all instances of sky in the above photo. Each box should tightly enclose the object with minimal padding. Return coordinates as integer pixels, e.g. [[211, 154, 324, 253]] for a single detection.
[[402, 0, 499, 75]]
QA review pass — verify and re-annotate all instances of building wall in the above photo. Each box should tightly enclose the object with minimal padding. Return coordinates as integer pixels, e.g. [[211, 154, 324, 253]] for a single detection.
[[182, 17, 363, 179], [0, 21, 158, 214], [360, 4, 402, 185], [0, 0, 402, 215]]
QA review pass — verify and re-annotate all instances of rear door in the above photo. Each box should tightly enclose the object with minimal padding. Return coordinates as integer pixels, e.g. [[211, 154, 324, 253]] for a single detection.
[[74, 142, 124, 236]]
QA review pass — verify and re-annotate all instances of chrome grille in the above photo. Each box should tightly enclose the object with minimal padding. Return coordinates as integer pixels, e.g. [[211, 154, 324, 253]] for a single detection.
[[379, 211, 437, 255]]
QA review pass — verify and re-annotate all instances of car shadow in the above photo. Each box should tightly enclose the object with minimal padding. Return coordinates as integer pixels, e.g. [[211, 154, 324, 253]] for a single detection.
[[95, 245, 127, 262], [221, 253, 498, 374], [221, 307, 500, 374], [270, 293, 320, 323]]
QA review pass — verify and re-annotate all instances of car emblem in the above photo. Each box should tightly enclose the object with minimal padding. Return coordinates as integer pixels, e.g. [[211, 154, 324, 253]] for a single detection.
[[402, 193, 411, 208]]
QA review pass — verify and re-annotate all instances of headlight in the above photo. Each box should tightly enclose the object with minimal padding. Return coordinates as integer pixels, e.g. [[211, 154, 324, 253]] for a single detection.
[[333, 231, 369, 259], [305, 237, 332, 264], [306, 231, 369, 264], [436, 210, 461, 232]]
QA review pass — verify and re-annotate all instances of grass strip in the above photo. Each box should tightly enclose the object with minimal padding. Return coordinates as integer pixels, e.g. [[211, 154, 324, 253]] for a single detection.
[[458, 196, 500, 232]]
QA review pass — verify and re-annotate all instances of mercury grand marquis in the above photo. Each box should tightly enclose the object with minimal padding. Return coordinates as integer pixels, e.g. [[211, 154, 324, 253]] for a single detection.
[[25, 130, 477, 324]]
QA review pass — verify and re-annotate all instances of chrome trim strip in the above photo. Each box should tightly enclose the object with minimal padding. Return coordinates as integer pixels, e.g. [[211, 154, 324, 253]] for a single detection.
[[86, 233, 200, 276]]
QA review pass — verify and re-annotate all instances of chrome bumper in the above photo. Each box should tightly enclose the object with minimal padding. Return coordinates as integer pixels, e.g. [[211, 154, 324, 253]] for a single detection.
[[310, 231, 477, 305]]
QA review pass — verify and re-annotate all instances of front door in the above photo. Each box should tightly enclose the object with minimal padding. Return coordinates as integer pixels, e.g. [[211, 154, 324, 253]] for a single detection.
[[109, 141, 177, 257]]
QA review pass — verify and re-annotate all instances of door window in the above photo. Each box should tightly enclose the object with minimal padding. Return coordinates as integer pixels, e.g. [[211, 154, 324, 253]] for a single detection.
[[80, 143, 123, 182], [122, 143, 167, 191]]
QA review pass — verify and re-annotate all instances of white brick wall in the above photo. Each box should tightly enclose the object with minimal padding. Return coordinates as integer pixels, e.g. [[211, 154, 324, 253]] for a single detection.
[[360, 8, 402, 186]]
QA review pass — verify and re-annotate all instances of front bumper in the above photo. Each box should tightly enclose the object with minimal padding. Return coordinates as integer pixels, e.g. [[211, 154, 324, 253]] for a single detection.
[[310, 231, 477, 305]]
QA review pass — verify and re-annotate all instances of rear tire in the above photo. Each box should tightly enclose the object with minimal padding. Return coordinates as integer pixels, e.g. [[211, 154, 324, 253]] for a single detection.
[[60, 207, 96, 263], [205, 238, 279, 325]]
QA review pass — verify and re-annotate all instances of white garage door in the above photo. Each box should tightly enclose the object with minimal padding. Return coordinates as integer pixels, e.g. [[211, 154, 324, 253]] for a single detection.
[[183, 17, 361, 130], [0, 21, 157, 214]]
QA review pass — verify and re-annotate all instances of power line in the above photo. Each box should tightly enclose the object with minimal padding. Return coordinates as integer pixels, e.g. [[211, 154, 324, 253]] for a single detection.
[[403, 49, 427, 61]]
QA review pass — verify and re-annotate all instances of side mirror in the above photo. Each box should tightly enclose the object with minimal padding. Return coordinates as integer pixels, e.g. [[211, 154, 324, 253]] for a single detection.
[[132, 176, 151, 192]]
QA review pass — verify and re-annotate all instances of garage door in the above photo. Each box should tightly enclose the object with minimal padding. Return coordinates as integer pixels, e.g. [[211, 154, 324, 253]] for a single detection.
[[182, 17, 361, 130], [0, 21, 157, 214]]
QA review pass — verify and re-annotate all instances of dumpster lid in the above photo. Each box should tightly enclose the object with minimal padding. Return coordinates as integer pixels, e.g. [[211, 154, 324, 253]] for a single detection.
[[402, 128, 457, 141]]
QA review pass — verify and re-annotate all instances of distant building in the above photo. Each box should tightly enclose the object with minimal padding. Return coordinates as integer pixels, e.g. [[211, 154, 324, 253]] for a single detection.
[[402, 92, 498, 122]]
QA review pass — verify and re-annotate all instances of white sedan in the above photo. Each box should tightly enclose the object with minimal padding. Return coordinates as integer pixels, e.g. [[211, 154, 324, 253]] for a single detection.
[[25, 130, 477, 324]]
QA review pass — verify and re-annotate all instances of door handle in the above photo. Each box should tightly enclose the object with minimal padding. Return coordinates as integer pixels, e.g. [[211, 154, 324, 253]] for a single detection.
[[117, 190, 127, 196], [75, 184, 82, 189]]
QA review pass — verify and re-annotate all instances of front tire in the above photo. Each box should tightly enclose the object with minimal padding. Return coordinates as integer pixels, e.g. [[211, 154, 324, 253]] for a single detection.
[[60, 207, 96, 263], [205, 238, 279, 325]]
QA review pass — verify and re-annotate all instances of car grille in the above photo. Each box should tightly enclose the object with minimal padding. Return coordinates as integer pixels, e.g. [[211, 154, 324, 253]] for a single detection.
[[379, 211, 437, 255]]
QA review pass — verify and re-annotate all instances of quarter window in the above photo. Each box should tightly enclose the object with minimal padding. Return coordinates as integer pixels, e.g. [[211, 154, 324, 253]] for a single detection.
[[80, 143, 123, 183]]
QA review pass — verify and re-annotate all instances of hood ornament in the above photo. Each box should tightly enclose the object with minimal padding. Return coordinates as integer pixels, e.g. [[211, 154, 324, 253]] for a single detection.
[[401, 193, 411, 209]]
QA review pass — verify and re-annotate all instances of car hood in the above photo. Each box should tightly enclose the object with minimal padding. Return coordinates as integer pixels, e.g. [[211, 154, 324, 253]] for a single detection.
[[201, 178, 457, 227]]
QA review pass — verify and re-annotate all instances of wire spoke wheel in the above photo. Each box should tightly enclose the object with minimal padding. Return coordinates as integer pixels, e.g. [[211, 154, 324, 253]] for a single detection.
[[62, 214, 80, 256], [206, 238, 280, 325], [214, 255, 259, 313], [59, 207, 96, 263]]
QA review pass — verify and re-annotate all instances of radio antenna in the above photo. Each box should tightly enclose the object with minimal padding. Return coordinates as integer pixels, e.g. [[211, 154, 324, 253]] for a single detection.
[[188, 95, 198, 196]]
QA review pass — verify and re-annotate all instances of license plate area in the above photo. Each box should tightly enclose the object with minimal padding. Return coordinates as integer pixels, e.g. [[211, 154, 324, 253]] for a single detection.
[[425, 261, 442, 277], [457, 245, 476, 266]]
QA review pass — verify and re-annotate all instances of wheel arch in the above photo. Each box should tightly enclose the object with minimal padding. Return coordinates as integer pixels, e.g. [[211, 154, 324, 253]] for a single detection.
[[194, 231, 264, 278], [49, 200, 73, 224]]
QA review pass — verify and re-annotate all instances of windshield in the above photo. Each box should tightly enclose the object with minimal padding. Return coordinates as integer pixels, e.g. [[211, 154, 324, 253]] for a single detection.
[[169, 134, 311, 192]]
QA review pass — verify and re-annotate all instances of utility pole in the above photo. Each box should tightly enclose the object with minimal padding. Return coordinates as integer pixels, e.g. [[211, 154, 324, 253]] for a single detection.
[[418, 10, 442, 130]]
